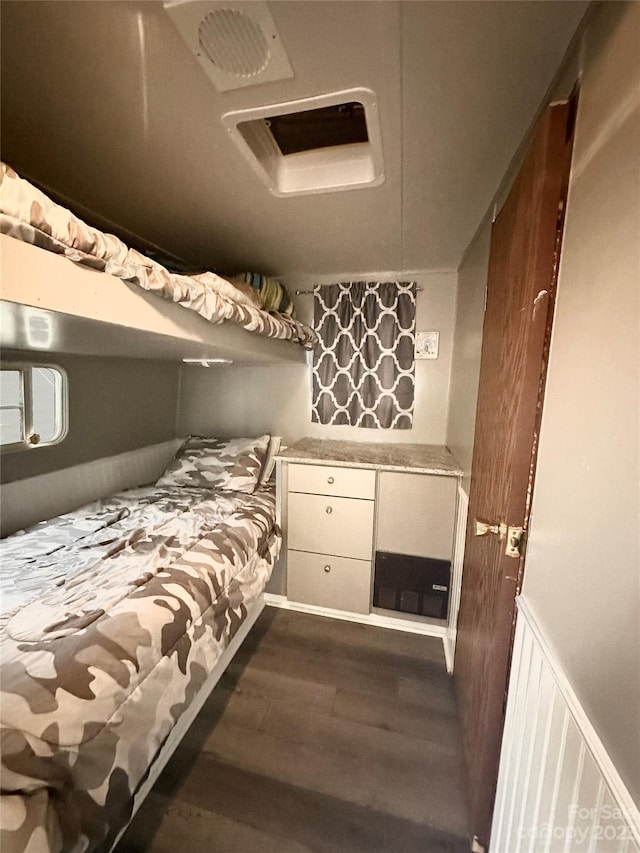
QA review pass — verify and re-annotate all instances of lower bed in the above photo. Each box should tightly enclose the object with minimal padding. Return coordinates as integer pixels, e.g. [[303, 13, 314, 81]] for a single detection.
[[0, 482, 280, 853]]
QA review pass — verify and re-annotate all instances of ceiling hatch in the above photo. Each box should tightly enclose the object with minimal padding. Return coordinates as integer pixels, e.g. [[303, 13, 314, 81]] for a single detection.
[[222, 89, 385, 197], [164, 0, 293, 92]]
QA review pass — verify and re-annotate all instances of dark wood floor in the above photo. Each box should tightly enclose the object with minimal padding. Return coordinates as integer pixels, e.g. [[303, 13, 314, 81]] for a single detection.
[[118, 606, 470, 853]]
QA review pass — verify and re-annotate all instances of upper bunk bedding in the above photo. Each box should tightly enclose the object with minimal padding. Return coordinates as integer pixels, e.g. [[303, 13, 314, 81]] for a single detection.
[[0, 162, 317, 350], [0, 438, 281, 853]]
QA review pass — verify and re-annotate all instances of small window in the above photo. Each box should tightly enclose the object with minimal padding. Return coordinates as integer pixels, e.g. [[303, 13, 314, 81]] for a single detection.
[[0, 363, 67, 450]]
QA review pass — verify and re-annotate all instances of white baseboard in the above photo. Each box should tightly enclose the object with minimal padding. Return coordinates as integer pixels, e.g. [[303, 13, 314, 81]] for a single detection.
[[444, 484, 469, 673], [443, 636, 455, 674], [491, 596, 640, 852], [264, 593, 448, 640]]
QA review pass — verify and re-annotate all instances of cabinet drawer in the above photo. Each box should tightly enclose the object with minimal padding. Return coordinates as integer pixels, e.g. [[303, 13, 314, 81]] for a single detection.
[[288, 492, 374, 560], [288, 463, 375, 499], [288, 550, 371, 614]]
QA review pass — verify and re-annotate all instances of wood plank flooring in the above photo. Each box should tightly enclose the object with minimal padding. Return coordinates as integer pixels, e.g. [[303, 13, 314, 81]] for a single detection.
[[117, 606, 470, 853]]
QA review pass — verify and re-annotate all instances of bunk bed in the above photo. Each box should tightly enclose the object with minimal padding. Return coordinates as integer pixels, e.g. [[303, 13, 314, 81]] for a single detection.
[[0, 162, 317, 363], [0, 435, 282, 853], [0, 167, 314, 851]]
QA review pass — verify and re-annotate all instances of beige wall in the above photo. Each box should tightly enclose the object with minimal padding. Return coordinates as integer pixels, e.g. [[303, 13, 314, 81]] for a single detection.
[[178, 271, 457, 447], [522, 1, 640, 803], [1, 351, 180, 483], [444, 0, 639, 805], [444, 3, 584, 494], [446, 224, 491, 493]]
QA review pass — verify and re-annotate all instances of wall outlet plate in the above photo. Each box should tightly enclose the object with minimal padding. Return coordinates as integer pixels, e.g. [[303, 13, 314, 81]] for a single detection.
[[415, 331, 439, 359]]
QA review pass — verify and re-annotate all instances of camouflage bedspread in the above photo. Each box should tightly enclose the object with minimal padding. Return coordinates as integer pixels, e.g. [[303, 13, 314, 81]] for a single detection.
[[0, 483, 280, 853], [0, 163, 318, 350]]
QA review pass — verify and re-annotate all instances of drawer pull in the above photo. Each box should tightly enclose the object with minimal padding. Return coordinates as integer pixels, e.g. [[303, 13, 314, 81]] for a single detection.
[[327, 476, 335, 484], [326, 505, 333, 514], [324, 565, 331, 573]]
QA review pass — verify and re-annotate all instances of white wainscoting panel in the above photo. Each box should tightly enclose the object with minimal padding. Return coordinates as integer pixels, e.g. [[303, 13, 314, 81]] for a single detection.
[[492, 598, 640, 853], [444, 484, 469, 673], [1, 439, 182, 536]]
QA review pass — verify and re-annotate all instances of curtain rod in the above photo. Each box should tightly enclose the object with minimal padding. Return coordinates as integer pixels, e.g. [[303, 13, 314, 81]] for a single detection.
[[295, 285, 423, 295]]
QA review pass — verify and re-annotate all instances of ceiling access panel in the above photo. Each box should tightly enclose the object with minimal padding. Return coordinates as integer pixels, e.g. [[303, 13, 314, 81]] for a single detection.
[[222, 89, 385, 197]]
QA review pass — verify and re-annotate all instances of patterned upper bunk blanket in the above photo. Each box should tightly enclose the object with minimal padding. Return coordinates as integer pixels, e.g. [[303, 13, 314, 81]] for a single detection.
[[0, 483, 280, 853], [0, 163, 318, 350]]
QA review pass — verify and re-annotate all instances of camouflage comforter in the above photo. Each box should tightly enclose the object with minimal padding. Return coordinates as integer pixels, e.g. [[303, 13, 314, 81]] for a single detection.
[[0, 163, 318, 350], [0, 483, 280, 853]]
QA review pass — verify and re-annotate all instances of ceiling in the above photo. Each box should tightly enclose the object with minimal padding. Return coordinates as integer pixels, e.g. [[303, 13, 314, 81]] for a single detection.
[[0, 1, 588, 276]]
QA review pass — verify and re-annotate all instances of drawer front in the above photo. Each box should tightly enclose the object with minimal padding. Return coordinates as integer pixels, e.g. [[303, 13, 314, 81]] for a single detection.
[[288, 550, 371, 614], [288, 492, 374, 560], [288, 463, 375, 499]]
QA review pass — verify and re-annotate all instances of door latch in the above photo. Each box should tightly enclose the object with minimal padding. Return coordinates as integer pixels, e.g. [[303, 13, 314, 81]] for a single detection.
[[474, 519, 507, 540], [505, 526, 525, 558]]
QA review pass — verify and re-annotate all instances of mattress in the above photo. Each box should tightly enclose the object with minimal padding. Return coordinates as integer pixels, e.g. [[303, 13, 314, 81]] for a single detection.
[[0, 483, 280, 853]]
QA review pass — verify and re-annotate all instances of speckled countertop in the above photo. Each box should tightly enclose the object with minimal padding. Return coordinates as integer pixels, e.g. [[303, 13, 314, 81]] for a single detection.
[[276, 438, 463, 477]]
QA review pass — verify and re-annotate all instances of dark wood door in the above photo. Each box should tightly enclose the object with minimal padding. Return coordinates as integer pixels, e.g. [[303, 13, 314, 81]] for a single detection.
[[454, 102, 575, 849]]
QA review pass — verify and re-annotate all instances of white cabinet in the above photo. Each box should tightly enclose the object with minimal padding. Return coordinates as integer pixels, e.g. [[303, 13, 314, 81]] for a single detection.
[[282, 451, 460, 622], [286, 462, 374, 614]]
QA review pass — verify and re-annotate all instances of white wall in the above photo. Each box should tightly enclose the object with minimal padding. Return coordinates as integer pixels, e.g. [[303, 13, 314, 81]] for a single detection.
[[521, 0, 640, 806], [446, 224, 491, 493], [178, 271, 457, 448]]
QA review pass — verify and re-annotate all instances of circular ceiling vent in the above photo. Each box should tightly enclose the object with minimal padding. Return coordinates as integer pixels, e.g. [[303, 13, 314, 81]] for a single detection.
[[198, 9, 270, 78]]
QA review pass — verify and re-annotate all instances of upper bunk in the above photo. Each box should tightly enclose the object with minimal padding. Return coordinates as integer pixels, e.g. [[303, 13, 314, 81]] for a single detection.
[[0, 164, 315, 365]]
